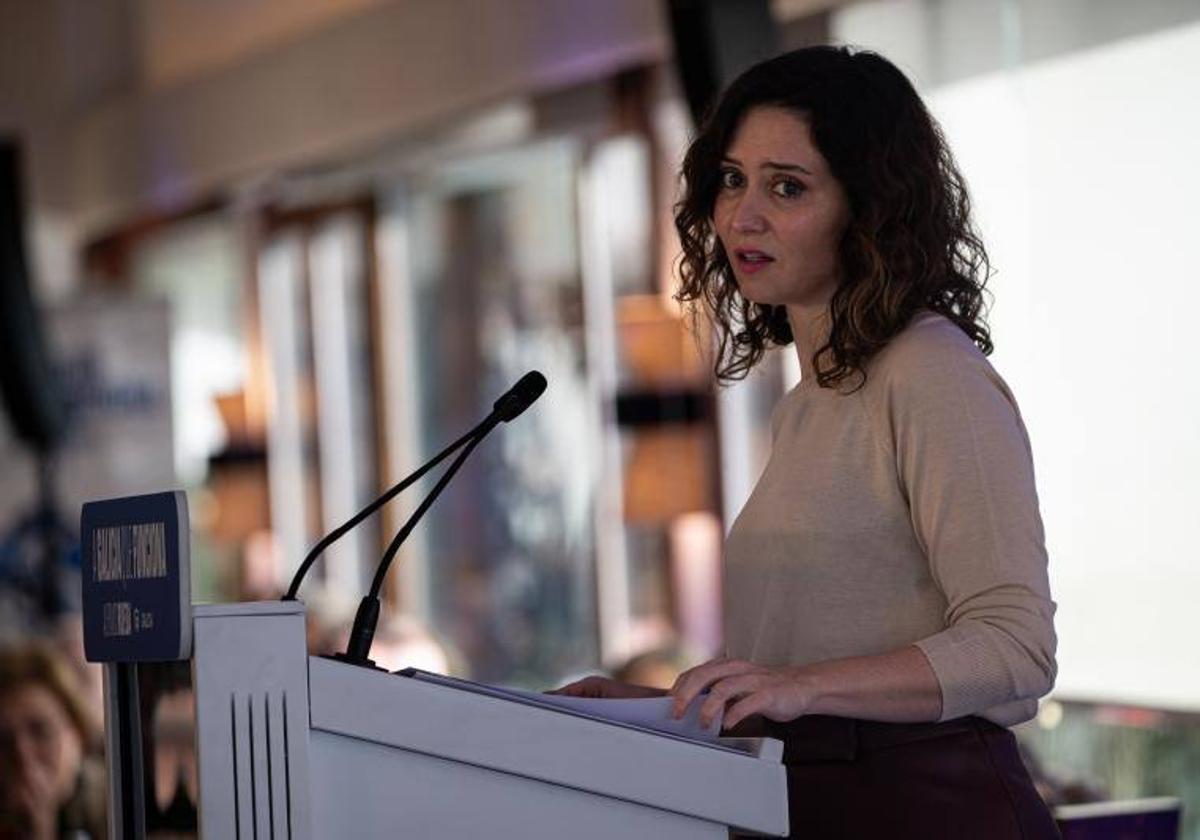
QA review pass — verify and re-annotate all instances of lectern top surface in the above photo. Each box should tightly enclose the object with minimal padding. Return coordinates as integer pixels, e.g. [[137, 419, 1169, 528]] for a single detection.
[[192, 600, 305, 618], [394, 667, 751, 756]]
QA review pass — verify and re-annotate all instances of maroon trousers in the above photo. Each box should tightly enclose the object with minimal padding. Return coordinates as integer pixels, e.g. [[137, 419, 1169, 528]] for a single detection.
[[751, 715, 1061, 839]]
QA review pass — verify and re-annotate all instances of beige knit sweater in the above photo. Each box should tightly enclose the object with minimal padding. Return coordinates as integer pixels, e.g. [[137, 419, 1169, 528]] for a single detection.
[[724, 311, 1057, 727]]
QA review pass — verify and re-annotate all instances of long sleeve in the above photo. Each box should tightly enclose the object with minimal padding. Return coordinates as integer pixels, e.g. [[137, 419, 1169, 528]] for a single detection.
[[725, 312, 1056, 728], [882, 325, 1057, 724]]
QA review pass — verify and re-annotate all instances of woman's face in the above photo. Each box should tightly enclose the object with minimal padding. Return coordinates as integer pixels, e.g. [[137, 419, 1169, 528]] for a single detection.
[[0, 684, 84, 808], [712, 106, 851, 310]]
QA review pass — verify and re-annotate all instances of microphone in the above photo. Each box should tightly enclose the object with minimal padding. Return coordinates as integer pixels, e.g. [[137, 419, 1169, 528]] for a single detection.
[[335, 371, 547, 666], [492, 370, 547, 422], [283, 371, 546, 603]]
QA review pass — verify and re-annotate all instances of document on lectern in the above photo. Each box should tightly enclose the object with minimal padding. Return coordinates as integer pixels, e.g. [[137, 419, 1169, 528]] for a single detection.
[[396, 668, 729, 748]]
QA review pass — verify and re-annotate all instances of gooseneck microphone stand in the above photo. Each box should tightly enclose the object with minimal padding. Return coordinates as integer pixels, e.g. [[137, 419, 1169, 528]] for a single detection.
[[282, 421, 488, 602], [282, 371, 547, 668], [337, 430, 487, 666]]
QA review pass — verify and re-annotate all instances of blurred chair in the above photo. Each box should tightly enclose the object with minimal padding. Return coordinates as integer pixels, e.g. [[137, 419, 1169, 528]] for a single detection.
[[1054, 797, 1182, 839]]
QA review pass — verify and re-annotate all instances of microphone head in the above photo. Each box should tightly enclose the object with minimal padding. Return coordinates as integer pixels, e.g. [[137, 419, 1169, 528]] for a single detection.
[[493, 370, 547, 422]]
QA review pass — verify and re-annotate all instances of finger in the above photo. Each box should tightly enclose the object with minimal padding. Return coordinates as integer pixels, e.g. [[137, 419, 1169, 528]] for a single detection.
[[671, 658, 744, 702], [547, 676, 600, 696], [674, 662, 759, 719], [579, 677, 610, 697], [698, 675, 765, 727], [667, 663, 701, 700], [671, 659, 758, 716], [669, 657, 727, 695], [723, 691, 777, 730], [551, 682, 586, 696]]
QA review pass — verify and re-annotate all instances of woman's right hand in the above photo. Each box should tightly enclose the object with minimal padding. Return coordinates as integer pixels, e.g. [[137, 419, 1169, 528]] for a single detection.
[[548, 675, 667, 699]]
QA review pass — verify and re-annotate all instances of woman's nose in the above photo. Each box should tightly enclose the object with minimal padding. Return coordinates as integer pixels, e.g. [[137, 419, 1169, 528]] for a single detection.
[[730, 194, 767, 234]]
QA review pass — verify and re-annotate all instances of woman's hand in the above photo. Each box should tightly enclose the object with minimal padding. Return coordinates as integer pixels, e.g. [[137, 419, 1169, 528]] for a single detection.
[[670, 658, 816, 730], [548, 675, 667, 699]]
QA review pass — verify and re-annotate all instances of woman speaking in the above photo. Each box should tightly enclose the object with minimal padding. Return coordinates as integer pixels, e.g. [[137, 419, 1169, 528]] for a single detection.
[[559, 45, 1058, 838]]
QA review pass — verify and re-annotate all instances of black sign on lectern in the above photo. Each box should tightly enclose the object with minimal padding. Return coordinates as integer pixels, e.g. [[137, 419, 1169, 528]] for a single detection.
[[80, 491, 192, 663]]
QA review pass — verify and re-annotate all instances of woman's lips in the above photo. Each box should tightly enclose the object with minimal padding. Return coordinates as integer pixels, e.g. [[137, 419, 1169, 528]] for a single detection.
[[734, 249, 775, 274]]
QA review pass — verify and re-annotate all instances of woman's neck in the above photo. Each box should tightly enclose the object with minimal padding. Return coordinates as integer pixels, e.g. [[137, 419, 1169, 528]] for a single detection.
[[786, 303, 831, 386]]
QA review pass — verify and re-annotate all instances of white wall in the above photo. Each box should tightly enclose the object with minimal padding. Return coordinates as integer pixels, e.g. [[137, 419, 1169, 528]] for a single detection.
[[837, 5, 1200, 711]]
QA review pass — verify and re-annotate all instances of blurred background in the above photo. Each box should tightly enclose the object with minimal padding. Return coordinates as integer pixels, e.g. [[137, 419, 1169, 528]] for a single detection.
[[1, 0, 1199, 836]]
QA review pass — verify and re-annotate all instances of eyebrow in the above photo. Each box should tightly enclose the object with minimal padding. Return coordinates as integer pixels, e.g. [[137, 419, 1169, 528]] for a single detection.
[[722, 155, 813, 176]]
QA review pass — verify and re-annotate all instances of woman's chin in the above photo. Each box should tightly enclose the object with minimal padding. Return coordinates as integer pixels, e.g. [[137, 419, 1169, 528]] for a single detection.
[[733, 277, 780, 306], [735, 278, 834, 311], [736, 286, 788, 308]]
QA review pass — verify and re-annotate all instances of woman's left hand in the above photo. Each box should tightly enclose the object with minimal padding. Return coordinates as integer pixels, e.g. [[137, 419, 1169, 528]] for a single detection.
[[670, 658, 816, 731]]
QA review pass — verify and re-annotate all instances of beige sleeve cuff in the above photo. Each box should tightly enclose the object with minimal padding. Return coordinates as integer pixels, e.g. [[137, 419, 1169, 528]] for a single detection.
[[915, 621, 1050, 725]]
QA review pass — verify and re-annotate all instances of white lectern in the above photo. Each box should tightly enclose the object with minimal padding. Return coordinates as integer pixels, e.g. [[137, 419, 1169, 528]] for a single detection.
[[107, 601, 789, 838]]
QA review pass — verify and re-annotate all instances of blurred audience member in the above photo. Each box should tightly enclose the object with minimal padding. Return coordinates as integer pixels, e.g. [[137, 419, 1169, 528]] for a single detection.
[[298, 586, 461, 675], [237, 529, 284, 603], [151, 687, 197, 822], [138, 662, 197, 837], [298, 584, 356, 656], [370, 614, 457, 675], [0, 644, 105, 839], [50, 617, 104, 732]]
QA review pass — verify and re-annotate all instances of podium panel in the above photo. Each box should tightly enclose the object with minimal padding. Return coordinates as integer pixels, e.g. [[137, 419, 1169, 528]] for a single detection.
[[100, 602, 789, 838], [308, 656, 788, 838], [192, 602, 313, 839], [311, 731, 724, 839]]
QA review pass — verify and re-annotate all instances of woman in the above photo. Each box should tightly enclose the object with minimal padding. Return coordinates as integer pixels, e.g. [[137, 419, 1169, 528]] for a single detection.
[[559, 46, 1058, 837], [0, 643, 107, 840]]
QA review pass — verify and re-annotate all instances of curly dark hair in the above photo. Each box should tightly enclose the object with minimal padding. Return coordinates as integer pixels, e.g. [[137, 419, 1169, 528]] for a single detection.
[[674, 45, 992, 389]]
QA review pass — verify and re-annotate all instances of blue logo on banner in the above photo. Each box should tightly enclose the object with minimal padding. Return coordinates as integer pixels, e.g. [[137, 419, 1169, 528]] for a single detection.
[[80, 491, 192, 662]]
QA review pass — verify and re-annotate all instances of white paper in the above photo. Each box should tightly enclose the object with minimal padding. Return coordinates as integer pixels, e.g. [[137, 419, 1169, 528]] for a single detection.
[[397, 669, 724, 745], [502, 685, 723, 742]]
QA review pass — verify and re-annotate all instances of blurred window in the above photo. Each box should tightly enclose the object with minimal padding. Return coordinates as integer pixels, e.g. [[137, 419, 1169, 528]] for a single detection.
[[130, 213, 244, 486], [257, 205, 379, 599], [381, 140, 599, 685]]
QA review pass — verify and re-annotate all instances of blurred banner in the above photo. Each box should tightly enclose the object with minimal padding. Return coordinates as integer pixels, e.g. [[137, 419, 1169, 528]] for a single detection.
[[0, 297, 173, 635]]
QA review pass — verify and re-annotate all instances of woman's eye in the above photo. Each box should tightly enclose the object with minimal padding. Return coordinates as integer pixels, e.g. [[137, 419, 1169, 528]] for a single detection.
[[772, 178, 804, 198], [719, 168, 744, 189]]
